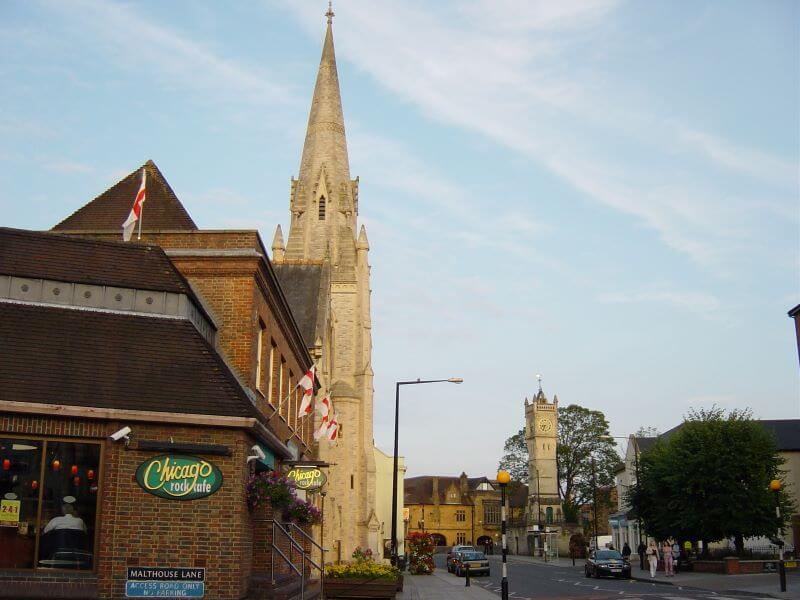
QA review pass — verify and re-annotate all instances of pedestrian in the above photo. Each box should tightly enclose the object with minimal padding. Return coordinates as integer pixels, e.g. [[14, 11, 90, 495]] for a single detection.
[[622, 542, 632, 561], [662, 540, 674, 577], [646, 541, 659, 578], [671, 541, 681, 574], [637, 540, 647, 571]]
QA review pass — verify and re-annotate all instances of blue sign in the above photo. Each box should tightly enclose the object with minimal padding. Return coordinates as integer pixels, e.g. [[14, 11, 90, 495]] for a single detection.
[[125, 581, 204, 597], [126, 567, 205, 598]]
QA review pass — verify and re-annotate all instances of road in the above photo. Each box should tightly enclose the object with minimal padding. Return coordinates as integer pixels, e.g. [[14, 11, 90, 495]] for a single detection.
[[433, 554, 777, 600]]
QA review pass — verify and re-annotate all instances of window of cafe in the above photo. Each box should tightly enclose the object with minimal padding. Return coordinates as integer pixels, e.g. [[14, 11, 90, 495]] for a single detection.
[[0, 437, 101, 571]]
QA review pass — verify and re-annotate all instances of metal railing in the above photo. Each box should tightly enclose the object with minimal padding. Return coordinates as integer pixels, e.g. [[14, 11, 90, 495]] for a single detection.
[[262, 519, 326, 600]]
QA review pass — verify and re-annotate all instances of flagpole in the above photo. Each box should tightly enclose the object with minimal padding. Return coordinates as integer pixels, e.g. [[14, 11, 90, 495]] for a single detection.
[[137, 168, 145, 240]]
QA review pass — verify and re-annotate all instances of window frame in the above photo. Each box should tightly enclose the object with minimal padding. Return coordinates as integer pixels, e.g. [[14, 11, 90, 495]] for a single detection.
[[0, 433, 105, 574]]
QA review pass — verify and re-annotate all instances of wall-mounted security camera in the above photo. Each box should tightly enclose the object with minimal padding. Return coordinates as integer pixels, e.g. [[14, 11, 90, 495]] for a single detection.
[[109, 426, 132, 443], [246, 445, 266, 463]]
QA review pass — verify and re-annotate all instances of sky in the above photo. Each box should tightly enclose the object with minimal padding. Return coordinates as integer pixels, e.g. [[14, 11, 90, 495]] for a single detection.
[[1, 0, 798, 478]]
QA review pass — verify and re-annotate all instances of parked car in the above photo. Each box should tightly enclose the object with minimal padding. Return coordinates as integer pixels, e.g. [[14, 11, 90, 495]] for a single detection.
[[454, 551, 490, 576], [584, 549, 631, 579], [446, 545, 476, 573]]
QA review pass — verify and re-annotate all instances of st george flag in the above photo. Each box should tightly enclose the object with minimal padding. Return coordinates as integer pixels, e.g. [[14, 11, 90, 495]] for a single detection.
[[313, 396, 334, 441], [122, 168, 147, 241], [326, 414, 339, 441], [296, 366, 316, 417]]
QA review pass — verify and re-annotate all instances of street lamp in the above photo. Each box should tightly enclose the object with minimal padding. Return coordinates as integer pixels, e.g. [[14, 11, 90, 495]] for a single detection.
[[497, 469, 511, 600], [770, 479, 786, 592], [390, 377, 463, 567]]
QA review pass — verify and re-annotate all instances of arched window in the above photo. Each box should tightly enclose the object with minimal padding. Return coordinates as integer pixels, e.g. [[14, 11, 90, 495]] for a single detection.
[[318, 196, 326, 220], [546, 506, 554, 524]]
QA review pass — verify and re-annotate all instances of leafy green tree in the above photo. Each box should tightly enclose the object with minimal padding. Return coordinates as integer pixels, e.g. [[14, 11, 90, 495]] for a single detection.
[[498, 404, 620, 523], [557, 405, 620, 523], [627, 408, 794, 556], [498, 428, 528, 482]]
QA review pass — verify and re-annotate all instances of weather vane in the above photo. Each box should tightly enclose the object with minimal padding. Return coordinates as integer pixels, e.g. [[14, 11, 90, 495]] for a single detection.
[[326, 1, 334, 25], [536, 374, 542, 393]]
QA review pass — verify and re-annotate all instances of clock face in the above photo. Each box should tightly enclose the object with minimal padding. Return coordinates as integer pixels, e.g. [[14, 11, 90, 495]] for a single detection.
[[537, 417, 553, 433]]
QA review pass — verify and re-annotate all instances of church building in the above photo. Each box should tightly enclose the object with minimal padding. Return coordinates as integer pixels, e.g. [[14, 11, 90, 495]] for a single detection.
[[271, 6, 379, 559]]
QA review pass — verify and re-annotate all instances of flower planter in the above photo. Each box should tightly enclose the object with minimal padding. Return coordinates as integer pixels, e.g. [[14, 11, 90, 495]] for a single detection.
[[323, 577, 398, 598]]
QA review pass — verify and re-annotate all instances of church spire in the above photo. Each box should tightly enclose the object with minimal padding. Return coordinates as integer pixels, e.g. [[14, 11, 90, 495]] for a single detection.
[[298, 8, 350, 185], [285, 9, 358, 263]]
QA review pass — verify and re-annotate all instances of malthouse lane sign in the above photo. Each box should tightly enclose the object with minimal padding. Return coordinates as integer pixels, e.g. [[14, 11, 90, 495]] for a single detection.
[[135, 455, 223, 501], [286, 466, 327, 491], [125, 567, 204, 598]]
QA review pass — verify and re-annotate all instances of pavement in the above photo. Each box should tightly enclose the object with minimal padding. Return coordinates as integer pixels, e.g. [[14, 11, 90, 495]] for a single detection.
[[396, 553, 800, 600], [398, 569, 496, 599]]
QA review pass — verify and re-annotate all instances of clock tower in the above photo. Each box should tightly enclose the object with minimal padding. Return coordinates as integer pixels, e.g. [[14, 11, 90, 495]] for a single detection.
[[524, 383, 562, 531]]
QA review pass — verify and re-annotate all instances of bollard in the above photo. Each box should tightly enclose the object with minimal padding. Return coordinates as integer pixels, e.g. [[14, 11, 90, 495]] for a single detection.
[[465, 562, 470, 587], [779, 559, 786, 592]]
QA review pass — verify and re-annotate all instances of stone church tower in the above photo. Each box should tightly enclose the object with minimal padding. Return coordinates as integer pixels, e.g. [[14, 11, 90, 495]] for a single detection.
[[524, 384, 562, 529], [271, 7, 378, 559]]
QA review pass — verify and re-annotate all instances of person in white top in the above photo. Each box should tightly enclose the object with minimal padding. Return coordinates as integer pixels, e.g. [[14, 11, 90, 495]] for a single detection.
[[43, 496, 87, 533]]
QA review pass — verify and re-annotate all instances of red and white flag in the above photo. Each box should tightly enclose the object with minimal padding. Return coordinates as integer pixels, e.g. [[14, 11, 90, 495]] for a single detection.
[[296, 366, 316, 417], [327, 414, 339, 441], [122, 169, 147, 241], [313, 416, 331, 441], [316, 395, 331, 420]]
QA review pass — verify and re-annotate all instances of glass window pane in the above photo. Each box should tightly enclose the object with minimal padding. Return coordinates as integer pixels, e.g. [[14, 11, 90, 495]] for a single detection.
[[38, 442, 100, 570], [0, 438, 42, 569]]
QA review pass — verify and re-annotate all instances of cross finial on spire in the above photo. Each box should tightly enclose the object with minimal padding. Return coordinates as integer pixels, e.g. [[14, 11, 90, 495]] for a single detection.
[[326, 1, 334, 24]]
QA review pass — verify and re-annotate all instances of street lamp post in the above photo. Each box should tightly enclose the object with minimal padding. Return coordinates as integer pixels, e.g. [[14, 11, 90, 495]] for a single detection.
[[591, 458, 598, 550], [770, 479, 786, 592], [390, 377, 463, 567], [497, 470, 511, 600]]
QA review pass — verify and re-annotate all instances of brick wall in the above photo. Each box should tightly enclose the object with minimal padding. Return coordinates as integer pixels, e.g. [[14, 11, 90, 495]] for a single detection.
[[0, 414, 268, 599]]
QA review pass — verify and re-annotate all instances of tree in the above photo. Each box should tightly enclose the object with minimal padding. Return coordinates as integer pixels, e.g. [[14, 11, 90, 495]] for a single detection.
[[498, 404, 621, 523], [498, 428, 528, 482], [557, 405, 620, 523], [627, 408, 795, 556], [635, 426, 659, 438]]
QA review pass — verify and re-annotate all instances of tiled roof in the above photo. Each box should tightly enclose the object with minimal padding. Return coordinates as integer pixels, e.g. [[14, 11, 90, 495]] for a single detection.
[[0, 228, 192, 295], [273, 263, 329, 346], [52, 160, 197, 232], [759, 420, 800, 451], [0, 302, 259, 420]]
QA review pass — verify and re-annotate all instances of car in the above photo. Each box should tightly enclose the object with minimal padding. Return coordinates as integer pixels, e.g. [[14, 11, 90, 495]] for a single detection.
[[447, 545, 476, 573], [584, 549, 631, 579], [454, 551, 490, 577]]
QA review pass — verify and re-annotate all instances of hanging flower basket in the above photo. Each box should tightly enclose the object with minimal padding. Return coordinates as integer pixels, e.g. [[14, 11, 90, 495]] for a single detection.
[[246, 471, 296, 511], [282, 498, 322, 526]]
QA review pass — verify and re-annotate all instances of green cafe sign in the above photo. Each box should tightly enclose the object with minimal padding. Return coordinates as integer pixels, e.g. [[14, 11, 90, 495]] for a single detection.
[[135, 455, 223, 501], [286, 466, 327, 491]]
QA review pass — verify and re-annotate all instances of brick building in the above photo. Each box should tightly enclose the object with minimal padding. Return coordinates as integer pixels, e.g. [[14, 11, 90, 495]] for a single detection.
[[0, 228, 317, 598]]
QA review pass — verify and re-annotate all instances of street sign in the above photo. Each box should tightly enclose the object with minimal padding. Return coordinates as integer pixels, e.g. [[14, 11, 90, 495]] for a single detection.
[[126, 567, 205, 598]]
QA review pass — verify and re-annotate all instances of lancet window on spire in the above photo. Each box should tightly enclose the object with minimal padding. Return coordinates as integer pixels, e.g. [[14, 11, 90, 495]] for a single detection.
[[319, 196, 326, 220]]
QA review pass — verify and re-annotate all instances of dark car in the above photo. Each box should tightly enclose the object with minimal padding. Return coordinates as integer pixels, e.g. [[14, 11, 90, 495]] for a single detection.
[[584, 549, 631, 579], [454, 551, 490, 576], [446, 545, 475, 573]]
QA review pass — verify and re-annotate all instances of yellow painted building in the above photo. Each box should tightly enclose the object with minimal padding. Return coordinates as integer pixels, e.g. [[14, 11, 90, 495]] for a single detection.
[[404, 473, 526, 550], [373, 446, 405, 560]]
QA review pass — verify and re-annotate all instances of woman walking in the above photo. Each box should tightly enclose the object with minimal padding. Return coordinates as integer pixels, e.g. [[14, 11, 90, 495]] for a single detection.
[[646, 541, 659, 578], [662, 540, 674, 576]]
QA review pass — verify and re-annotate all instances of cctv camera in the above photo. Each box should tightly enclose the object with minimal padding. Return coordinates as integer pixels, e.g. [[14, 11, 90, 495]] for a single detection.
[[109, 426, 132, 442], [251, 445, 266, 461]]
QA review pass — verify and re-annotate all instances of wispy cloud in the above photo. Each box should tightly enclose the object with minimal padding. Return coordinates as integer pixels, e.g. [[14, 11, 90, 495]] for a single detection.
[[42, 159, 93, 175], [598, 288, 721, 315], [41, 0, 293, 108], [286, 1, 798, 271]]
